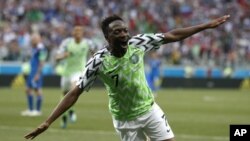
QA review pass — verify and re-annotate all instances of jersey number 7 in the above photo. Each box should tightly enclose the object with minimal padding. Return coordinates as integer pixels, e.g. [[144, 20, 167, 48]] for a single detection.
[[111, 74, 119, 87]]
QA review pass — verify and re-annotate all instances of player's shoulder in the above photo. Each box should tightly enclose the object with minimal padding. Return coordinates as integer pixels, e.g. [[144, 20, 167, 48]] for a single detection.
[[62, 37, 73, 44], [81, 38, 90, 42], [85, 47, 108, 68], [37, 43, 45, 50], [81, 38, 94, 46], [93, 47, 109, 59]]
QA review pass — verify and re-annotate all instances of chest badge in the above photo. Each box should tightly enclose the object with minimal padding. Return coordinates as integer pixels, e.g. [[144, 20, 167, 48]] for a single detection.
[[130, 53, 139, 64]]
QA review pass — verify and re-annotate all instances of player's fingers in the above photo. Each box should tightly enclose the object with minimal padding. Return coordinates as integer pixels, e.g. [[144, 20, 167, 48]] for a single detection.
[[25, 132, 36, 139], [217, 15, 230, 22], [24, 128, 41, 139], [24, 134, 34, 139], [30, 135, 37, 140], [224, 15, 230, 19], [219, 19, 226, 24], [24, 132, 33, 138], [221, 15, 230, 22], [212, 15, 230, 27]]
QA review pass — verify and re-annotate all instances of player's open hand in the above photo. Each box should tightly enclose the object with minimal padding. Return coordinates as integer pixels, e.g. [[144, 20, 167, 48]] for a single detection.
[[24, 122, 50, 140], [207, 15, 230, 28]]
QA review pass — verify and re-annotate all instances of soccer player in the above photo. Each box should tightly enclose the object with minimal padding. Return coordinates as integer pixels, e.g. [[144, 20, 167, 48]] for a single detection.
[[25, 14, 230, 141], [55, 25, 95, 128], [146, 51, 162, 96], [21, 33, 47, 117]]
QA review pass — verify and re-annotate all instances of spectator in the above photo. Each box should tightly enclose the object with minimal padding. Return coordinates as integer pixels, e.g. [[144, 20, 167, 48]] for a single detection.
[[0, 0, 249, 69]]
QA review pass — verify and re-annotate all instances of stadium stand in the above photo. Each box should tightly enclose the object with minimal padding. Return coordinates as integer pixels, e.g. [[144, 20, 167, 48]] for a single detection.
[[0, 0, 249, 78]]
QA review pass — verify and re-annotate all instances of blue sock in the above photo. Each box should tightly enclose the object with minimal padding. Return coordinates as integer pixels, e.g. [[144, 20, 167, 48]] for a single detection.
[[27, 94, 33, 111], [36, 95, 43, 111]]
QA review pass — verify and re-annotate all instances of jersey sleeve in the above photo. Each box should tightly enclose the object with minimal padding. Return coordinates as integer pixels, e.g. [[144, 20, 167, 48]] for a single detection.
[[57, 38, 71, 54], [128, 33, 165, 52], [86, 39, 97, 52], [76, 49, 105, 92]]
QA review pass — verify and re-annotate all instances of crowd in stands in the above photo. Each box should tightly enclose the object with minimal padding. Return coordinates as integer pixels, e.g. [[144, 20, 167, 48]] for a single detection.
[[0, 0, 249, 70]]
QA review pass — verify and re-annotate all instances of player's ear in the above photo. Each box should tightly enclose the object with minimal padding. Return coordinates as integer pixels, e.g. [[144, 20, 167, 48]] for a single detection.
[[105, 29, 111, 40], [105, 33, 111, 42]]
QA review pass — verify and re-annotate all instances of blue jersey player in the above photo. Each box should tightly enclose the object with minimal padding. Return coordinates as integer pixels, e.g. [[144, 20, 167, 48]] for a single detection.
[[146, 51, 162, 96], [21, 33, 47, 117]]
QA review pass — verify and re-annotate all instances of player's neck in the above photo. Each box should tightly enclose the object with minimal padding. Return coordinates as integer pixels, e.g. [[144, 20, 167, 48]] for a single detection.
[[74, 38, 81, 44], [108, 45, 128, 58]]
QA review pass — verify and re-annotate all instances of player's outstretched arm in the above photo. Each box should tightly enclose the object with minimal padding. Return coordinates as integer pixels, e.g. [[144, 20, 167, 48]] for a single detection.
[[163, 15, 230, 43], [24, 86, 83, 140], [55, 52, 71, 62]]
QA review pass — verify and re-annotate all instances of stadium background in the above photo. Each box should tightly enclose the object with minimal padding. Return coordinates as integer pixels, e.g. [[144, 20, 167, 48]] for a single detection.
[[0, 0, 250, 141]]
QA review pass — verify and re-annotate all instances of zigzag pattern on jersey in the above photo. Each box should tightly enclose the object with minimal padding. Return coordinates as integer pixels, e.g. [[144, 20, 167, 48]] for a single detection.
[[112, 49, 151, 113], [78, 48, 108, 91], [128, 33, 165, 52]]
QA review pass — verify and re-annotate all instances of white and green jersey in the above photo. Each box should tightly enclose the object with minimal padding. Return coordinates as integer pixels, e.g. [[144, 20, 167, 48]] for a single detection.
[[57, 37, 94, 76], [77, 33, 165, 120]]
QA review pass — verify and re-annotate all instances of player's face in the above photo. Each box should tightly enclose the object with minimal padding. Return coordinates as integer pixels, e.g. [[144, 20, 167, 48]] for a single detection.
[[108, 20, 130, 47], [31, 34, 41, 47], [73, 26, 83, 40]]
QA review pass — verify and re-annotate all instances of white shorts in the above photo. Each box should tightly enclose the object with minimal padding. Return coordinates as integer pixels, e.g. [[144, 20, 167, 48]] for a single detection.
[[61, 72, 81, 91], [112, 103, 174, 141]]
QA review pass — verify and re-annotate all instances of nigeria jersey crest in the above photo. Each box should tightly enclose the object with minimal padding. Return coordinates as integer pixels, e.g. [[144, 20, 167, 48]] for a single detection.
[[130, 53, 139, 64]]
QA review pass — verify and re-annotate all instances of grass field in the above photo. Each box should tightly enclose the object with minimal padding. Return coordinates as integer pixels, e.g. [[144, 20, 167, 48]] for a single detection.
[[0, 87, 249, 141]]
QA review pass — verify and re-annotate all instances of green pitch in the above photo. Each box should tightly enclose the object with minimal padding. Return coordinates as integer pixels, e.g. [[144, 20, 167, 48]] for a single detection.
[[0, 88, 249, 141]]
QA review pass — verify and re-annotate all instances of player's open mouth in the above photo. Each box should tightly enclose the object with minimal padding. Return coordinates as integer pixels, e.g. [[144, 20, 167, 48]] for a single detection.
[[120, 36, 129, 43], [120, 40, 128, 46]]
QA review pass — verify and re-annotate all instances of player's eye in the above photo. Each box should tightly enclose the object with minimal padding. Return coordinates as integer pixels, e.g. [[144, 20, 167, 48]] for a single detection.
[[114, 31, 120, 34], [114, 29, 121, 34], [113, 28, 128, 35], [123, 29, 128, 33]]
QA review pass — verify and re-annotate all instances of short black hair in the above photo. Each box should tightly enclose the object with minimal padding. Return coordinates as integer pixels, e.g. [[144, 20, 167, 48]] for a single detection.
[[101, 15, 124, 39]]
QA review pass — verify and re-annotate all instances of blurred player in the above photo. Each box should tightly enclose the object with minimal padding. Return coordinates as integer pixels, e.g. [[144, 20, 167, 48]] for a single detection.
[[21, 33, 47, 117], [146, 51, 162, 96], [55, 25, 95, 128], [25, 14, 230, 141]]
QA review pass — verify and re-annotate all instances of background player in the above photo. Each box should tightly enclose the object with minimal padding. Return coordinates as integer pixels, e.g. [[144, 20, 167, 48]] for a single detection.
[[25, 14, 230, 141], [146, 51, 163, 96], [55, 25, 95, 128], [21, 33, 47, 117]]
